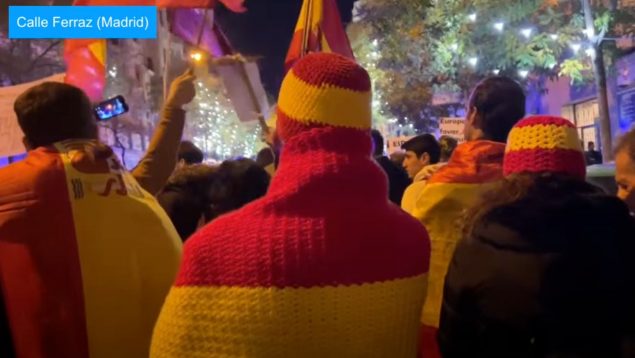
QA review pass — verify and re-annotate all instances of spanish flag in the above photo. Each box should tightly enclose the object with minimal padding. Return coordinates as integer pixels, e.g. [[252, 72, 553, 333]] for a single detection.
[[0, 141, 182, 358], [285, 0, 355, 70], [412, 140, 506, 357]]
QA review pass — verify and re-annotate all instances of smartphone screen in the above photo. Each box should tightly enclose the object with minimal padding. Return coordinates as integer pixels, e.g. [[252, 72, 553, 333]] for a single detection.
[[94, 95, 129, 121]]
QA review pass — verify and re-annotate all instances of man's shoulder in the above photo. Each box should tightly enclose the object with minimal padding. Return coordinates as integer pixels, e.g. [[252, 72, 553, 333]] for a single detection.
[[0, 150, 62, 198]]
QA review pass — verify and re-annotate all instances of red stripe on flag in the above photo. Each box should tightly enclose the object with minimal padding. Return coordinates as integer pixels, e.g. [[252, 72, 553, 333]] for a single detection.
[[64, 40, 105, 102], [0, 148, 89, 358]]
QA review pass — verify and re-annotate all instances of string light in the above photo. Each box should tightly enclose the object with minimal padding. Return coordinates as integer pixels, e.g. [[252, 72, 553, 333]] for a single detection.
[[188, 79, 260, 160], [520, 28, 533, 39]]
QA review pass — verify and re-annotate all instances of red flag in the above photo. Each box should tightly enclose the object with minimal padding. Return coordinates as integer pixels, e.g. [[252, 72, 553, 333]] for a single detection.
[[64, 39, 106, 102], [285, 0, 354, 70], [72, 0, 246, 11]]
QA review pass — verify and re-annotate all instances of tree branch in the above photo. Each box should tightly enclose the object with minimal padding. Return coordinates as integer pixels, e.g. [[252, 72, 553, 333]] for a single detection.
[[25, 40, 62, 74]]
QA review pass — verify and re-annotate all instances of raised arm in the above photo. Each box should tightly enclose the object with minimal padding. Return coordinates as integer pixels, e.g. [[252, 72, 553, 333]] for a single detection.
[[132, 69, 196, 195]]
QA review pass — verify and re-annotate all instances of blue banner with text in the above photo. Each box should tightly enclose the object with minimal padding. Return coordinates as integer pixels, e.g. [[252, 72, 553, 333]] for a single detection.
[[8, 6, 157, 39]]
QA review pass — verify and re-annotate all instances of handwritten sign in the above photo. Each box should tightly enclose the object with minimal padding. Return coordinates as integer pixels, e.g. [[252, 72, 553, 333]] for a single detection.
[[0, 73, 65, 157], [386, 135, 415, 154], [439, 117, 465, 143]]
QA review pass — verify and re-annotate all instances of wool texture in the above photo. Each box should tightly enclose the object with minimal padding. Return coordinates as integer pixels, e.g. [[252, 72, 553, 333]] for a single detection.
[[504, 116, 586, 179], [150, 53, 431, 358]]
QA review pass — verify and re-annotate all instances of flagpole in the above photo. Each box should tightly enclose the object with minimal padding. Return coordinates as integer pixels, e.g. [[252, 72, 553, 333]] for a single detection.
[[162, 9, 171, 101], [301, 0, 314, 57], [196, 9, 210, 47]]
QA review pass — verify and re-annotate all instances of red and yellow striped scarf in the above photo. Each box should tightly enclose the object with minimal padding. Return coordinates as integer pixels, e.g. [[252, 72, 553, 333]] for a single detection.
[[151, 127, 430, 357]]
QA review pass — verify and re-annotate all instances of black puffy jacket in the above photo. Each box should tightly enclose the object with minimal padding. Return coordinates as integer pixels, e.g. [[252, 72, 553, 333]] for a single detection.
[[439, 176, 635, 358]]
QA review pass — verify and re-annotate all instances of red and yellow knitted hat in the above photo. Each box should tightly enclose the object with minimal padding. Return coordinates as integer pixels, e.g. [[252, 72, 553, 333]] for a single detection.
[[277, 52, 372, 140], [503, 116, 586, 179]]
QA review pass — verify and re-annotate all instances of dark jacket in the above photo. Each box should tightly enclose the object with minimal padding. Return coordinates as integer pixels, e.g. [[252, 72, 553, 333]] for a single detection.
[[375, 155, 410, 205], [439, 177, 635, 358]]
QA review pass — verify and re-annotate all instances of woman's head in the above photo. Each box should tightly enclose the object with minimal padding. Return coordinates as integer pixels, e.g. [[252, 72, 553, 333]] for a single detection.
[[208, 158, 270, 221], [464, 172, 602, 238], [465, 76, 526, 143]]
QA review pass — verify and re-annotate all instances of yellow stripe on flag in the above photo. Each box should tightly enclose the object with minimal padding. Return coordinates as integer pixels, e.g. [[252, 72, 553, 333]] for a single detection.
[[294, 0, 324, 32], [151, 274, 427, 358], [414, 181, 499, 328], [506, 124, 582, 152], [88, 40, 106, 67], [56, 141, 182, 358], [278, 71, 371, 129]]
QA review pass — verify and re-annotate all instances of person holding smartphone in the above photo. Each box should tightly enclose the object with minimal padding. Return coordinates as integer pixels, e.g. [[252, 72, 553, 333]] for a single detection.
[[0, 69, 195, 358]]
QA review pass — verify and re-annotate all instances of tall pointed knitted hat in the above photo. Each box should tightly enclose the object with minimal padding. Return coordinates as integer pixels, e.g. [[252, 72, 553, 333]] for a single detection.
[[150, 52, 430, 357], [276, 52, 372, 141], [504, 116, 586, 179]]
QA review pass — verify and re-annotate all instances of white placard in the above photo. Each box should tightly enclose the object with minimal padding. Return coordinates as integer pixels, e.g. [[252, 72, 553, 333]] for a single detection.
[[439, 117, 465, 143], [0, 73, 65, 157]]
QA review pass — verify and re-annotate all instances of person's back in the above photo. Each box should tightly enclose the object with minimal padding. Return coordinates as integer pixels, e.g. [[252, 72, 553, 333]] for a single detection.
[[414, 77, 526, 351], [151, 53, 430, 357], [0, 83, 182, 358], [439, 116, 635, 357], [371, 130, 410, 205]]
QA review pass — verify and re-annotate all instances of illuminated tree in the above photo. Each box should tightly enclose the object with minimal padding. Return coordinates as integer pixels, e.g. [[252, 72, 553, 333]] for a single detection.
[[186, 76, 261, 161]]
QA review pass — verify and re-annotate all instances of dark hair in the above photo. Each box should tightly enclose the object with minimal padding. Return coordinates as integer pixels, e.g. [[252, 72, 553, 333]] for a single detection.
[[371, 129, 385, 156], [439, 135, 458, 162], [208, 158, 270, 221], [178, 141, 204, 165], [401, 134, 441, 164], [158, 164, 219, 240], [256, 147, 275, 167], [469, 76, 526, 142], [615, 128, 635, 161], [14, 82, 96, 148], [464, 172, 602, 237]]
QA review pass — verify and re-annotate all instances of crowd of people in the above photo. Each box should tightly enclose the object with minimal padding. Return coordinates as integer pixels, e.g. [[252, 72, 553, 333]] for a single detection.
[[1, 52, 635, 358]]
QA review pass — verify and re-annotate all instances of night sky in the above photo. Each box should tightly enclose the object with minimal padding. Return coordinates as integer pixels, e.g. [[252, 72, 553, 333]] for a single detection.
[[215, 0, 357, 97]]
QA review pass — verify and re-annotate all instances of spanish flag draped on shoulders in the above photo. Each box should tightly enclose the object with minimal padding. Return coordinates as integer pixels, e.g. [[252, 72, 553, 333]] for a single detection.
[[0, 140, 182, 358], [413, 140, 506, 327]]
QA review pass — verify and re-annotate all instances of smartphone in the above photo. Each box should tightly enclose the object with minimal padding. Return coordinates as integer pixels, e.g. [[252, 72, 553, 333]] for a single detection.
[[94, 95, 129, 121]]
